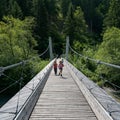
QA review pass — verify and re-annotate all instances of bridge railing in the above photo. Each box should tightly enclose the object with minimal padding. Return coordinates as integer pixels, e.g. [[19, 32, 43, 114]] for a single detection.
[[0, 60, 54, 120], [65, 59, 120, 120]]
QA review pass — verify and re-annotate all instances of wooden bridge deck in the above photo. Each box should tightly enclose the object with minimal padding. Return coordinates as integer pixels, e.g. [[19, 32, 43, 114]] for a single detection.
[[29, 62, 98, 120]]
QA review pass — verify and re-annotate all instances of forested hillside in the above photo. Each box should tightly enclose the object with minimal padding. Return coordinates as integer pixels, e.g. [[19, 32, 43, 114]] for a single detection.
[[0, 0, 109, 54], [0, 0, 120, 105]]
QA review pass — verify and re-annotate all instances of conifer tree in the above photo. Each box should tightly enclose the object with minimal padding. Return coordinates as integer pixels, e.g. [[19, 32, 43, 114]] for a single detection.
[[104, 0, 120, 29], [0, 0, 8, 20], [64, 3, 75, 44], [64, 4, 88, 45], [17, 0, 33, 17], [73, 7, 88, 42], [34, 0, 49, 53], [61, 0, 71, 18], [8, 0, 23, 18]]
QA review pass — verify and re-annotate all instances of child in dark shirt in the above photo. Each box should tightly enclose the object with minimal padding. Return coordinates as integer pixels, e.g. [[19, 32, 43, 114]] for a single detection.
[[53, 60, 58, 75]]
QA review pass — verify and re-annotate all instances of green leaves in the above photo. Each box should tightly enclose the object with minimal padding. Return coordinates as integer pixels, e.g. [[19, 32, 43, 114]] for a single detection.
[[64, 4, 88, 45], [0, 16, 49, 95], [8, 0, 23, 18], [95, 27, 120, 86], [0, 16, 36, 65], [104, 0, 120, 29], [96, 27, 120, 62]]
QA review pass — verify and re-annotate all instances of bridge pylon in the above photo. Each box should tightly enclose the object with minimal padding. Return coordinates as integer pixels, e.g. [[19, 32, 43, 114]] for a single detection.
[[66, 36, 69, 60], [49, 37, 54, 61]]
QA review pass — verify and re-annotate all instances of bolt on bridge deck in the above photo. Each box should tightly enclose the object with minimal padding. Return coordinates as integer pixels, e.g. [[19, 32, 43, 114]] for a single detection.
[[29, 62, 98, 120]]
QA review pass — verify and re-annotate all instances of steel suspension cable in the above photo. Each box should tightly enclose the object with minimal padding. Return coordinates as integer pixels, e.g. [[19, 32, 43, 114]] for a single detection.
[[69, 44, 120, 69], [0, 45, 49, 93], [15, 64, 24, 114], [38, 45, 49, 57], [0, 43, 50, 118], [69, 43, 120, 92], [0, 72, 33, 94], [0, 45, 49, 75], [105, 80, 120, 89], [0, 79, 20, 94], [0, 45, 49, 104]]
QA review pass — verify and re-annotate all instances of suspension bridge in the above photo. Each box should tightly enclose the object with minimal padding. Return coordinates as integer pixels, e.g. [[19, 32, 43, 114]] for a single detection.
[[0, 37, 120, 120]]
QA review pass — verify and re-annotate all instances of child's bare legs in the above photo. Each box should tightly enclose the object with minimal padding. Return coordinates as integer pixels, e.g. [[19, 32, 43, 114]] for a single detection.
[[59, 68, 62, 76]]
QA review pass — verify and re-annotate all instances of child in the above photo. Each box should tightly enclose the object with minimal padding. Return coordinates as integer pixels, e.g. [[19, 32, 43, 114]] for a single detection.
[[58, 61, 64, 76], [53, 60, 58, 75]]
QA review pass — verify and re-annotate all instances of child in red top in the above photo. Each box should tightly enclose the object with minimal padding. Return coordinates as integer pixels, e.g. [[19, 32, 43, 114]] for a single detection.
[[53, 60, 58, 75], [58, 61, 64, 76]]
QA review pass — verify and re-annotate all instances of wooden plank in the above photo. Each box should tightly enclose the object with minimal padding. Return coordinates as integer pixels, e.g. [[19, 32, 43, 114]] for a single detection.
[[30, 118, 97, 120], [29, 61, 98, 120]]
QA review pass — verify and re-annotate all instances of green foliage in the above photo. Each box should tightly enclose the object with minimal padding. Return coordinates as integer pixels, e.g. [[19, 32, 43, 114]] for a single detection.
[[17, 0, 33, 17], [72, 40, 84, 52], [44, 0, 59, 22], [61, 0, 71, 18], [64, 4, 89, 45], [8, 0, 23, 18], [79, 0, 102, 33], [32, 0, 64, 55], [69, 26, 120, 89], [74, 7, 88, 41], [95, 27, 120, 63], [0, 58, 49, 94], [0, 16, 37, 65], [95, 27, 120, 86], [104, 0, 120, 29], [28, 57, 49, 74], [68, 47, 97, 81], [0, 0, 110, 55], [0, 16, 49, 94], [0, 0, 8, 20], [97, 80, 105, 88], [49, 26, 64, 55], [64, 3, 75, 44]]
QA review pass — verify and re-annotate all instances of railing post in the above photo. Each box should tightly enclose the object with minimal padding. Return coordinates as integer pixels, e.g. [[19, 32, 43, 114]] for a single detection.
[[49, 37, 53, 61], [66, 36, 69, 60]]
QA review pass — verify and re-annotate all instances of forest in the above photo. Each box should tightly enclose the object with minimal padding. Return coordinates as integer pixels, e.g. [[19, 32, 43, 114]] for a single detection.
[[0, 0, 120, 105]]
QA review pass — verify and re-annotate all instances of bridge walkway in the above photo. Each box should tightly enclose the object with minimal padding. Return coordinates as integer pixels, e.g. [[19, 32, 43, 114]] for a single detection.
[[29, 61, 98, 120]]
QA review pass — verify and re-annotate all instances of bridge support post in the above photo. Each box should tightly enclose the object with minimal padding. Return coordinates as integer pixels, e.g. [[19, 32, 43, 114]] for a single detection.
[[49, 37, 53, 61], [66, 36, 69, 60]]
